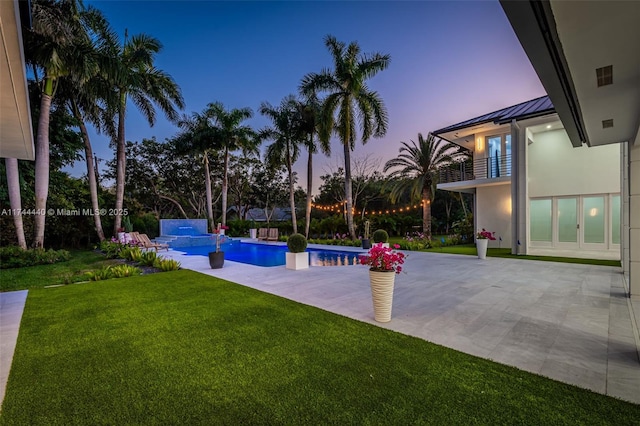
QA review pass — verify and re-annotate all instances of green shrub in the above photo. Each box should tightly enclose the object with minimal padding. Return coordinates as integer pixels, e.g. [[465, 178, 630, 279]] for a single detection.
[[287, 233, 307, 253], [119, 246, 142, 261], [85, 266, 113, 281], [372, 229, 389, 243], [110, 264, 141, 278], [0, 246, 71, 269], [139, 251, 157, 267], [154, 258, 181, 272]]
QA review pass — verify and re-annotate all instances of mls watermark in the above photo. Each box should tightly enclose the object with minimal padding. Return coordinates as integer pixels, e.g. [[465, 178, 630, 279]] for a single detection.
[[1, 208, 128, 216]]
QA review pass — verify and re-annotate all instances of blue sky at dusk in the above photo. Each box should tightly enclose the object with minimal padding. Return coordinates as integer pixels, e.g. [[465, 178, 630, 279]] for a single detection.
[[77, 0, 545, 193]]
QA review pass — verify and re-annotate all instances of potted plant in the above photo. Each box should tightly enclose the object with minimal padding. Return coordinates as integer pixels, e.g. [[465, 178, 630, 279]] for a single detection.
[[249, 220, 257, 239], [208, 233, 225, 269], [475, 228, 496, 259], [359, 243, 406, 322], [285, 233, 309, 270], [372, 229, 389, 248], [362, 220, 371, 249]]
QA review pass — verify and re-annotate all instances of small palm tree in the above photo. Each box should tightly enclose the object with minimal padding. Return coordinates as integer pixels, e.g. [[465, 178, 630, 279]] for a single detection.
[[58, 8, 118, 242], [260, 95, 303, 233], [204, 102, 257, 225], [108, 32, 184, 235], [301, 35, 390, 239], [383, 133, 464, 239], [174, 110, 220, 231], [298, 92, 330, 238]]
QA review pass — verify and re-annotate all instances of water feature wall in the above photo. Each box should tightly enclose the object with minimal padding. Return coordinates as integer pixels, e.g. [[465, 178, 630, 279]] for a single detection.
[[159, 219, 214, 248], [160, 219, 208, 236]]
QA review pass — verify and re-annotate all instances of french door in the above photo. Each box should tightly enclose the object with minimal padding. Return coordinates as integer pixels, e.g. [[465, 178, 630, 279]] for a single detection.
[[530, 194, 620, 250]]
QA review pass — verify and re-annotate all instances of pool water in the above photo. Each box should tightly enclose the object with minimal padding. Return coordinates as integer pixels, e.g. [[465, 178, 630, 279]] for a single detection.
[[178, 240, 363, 267]]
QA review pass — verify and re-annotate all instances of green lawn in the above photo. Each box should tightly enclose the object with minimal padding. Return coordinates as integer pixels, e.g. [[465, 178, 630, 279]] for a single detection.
[[1, 270, 637, 425], [0, 250, 116, 292], [387, 238, 621, 267]]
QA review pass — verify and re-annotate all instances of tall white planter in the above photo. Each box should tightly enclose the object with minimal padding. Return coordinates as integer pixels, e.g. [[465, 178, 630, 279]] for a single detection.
[[369, 270, 396, 322], [286, 251, 309, 270], [249, 228, 257, 239], [476, 238, 489, 259]]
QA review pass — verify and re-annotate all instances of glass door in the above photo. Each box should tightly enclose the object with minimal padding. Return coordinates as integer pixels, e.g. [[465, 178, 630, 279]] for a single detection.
[[557, 197, 578, 248], [582, 196, 606, 249], [487, 136, 501, 178]]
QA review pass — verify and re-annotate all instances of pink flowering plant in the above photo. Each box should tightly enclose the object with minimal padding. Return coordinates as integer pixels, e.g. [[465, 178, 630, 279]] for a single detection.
[[359, 243, 406, 274], [476, 228, 496, 240]]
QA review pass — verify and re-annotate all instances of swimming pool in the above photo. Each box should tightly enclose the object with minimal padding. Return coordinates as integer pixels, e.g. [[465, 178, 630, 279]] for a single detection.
[[178, 240, 363, 267]]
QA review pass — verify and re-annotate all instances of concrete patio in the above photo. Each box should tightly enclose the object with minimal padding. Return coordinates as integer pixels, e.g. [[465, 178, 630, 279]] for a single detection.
[[1, 244, 638, 406], [163, 243, 640, 404]]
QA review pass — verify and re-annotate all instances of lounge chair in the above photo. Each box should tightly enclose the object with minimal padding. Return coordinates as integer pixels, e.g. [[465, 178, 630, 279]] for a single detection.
[[258, 228, 268, 240], [266, 228, 278, 241], [136, 233, 169, 252]]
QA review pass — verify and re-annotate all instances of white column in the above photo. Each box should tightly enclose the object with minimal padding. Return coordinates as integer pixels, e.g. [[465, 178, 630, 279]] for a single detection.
[[628, 130, 640, 298]]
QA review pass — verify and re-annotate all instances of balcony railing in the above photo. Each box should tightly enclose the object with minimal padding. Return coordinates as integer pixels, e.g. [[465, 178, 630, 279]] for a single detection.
[[439, 155, 511, 184]]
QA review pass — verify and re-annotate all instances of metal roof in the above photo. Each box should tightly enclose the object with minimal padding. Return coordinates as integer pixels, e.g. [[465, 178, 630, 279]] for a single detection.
[[432, 95, 554, 135]]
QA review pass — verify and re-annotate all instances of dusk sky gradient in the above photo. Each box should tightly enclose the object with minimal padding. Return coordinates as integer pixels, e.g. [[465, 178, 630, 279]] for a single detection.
[[76, 0, 546, 193]]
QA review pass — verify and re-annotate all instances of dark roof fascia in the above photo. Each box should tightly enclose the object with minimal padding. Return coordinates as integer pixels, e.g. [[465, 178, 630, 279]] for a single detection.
[[432, 95, 554, 136], [499, 0, 587, 147]]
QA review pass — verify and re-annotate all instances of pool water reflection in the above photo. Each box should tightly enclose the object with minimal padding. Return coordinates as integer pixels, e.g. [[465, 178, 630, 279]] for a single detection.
[[178, 240, 363, 267]]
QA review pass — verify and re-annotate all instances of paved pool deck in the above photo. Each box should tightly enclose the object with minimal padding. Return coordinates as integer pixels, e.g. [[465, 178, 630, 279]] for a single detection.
[[1, 242, 639, 406]]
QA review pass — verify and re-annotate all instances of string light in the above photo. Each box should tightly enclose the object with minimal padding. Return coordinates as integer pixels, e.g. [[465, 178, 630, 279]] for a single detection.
[[311, 199, 430, 217]]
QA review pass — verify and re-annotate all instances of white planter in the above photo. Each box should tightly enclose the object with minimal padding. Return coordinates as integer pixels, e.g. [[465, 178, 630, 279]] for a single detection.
[[286, 251, 309, 270], [369, 270, 396, 322], [476, 238, 489, 259], [373, 242, 390, 248], [249, 228, 257, 239]]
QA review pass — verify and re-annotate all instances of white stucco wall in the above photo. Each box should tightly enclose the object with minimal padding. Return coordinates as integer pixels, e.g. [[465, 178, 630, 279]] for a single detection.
[[528, 129, 621, 197], [476, 184, 512, 248]]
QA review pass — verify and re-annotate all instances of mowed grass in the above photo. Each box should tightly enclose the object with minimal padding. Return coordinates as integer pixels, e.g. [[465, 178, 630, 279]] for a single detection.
[[1, 270, 638, 425], [387, 238, 621, 267], [0, 250, 115, 292]]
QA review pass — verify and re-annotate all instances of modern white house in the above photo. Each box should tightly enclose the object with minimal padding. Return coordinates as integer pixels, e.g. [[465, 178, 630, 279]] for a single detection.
[[497, 1, 639, 299], [434, 96, 621, 261]]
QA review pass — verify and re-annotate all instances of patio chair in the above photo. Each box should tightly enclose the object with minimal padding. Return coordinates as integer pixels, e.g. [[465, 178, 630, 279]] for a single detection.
[[137, 233, 169, 252], [266, 228, 279, 241], [258, 228, 268, 240]]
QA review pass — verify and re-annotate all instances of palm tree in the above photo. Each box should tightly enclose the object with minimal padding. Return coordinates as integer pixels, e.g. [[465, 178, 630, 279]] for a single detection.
[[58, 7, 117, 242], [5, 159, 27, 249], [301, 35, 390, 239], [383, 133, 464, 239], [108, 32, 184, 235], [260, 95, 303, 233], [25, 0, 99, 247], [174, 109, 221, 232], [204, 102, 256, 226], [298, 92, 330, 238]]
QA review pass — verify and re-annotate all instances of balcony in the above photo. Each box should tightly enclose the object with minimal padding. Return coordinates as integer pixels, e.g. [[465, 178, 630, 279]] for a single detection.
[[439, 155, 511, 184]]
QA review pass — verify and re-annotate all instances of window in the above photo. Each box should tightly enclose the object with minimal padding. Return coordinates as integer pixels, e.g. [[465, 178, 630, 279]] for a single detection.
[[530, 199, 552, 242]]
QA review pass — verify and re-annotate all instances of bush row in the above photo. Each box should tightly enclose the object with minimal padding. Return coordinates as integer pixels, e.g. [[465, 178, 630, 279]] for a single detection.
[[0, 246, 71, 269]]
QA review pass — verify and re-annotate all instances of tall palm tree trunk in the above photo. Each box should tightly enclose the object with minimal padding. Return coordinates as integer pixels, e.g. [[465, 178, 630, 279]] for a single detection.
[[343, 142, 356, 240], [305, 143, 313, 238], [74, 104, 105, 241], [203, 153, 214, 232], [114, 91, 126, 236], [34, 90, 53, 248], [422, 186, 432, 239], [221, 147, 229, 225], [287, 149, 297, 233], [5, 158, 27, 249]]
